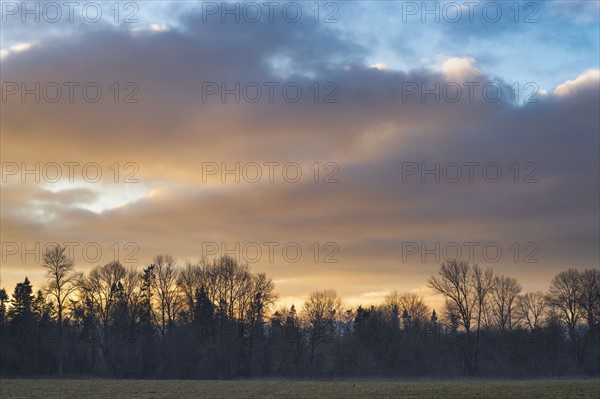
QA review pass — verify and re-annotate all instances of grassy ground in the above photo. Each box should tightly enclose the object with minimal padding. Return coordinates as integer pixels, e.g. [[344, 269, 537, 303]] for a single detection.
[[0, 379, 598, 399]]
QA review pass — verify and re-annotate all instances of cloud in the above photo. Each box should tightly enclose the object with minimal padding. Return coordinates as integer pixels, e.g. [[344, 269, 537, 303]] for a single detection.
[[441, 57, 482, 81], [131, 24, 171, 34], [369, 63, 389, 71], [9, 42, 33, 52], [0, 7, 598, 305], [554, 69, 600, 97], [0, 42, 35, 60]]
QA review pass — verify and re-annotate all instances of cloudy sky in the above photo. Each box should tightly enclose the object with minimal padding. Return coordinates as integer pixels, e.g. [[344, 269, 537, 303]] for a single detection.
[[1, 0, 598, 308]]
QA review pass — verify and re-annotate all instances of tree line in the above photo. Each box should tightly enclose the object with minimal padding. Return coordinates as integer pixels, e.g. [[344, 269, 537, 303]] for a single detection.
[[0, 244, 598, 378]]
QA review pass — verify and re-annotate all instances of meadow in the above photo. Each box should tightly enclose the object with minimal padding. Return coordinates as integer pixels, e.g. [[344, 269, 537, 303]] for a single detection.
[[1, 379, 598, 399]]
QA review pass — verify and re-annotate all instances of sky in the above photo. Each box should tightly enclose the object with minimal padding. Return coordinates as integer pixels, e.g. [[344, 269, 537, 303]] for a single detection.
[[0, 0, 599, 309]]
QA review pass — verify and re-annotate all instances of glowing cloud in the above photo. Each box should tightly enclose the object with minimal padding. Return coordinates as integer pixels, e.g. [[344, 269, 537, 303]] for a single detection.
[[554, 69, 600, 97], [441, 57, 482, 82], [9, 43, 33, 53], [369, 63, 390, 71]]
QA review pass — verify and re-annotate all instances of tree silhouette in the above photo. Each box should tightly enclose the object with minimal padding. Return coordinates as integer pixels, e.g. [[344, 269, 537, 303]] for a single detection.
[[0, 255, 597, 378], [40, 244, 80, 375]]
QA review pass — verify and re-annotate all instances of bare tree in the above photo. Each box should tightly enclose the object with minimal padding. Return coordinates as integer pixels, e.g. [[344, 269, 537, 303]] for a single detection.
[[121, 266, 143, 326], [382, 291, 430, 325], [246, 273, 277, 325], [152, 254, 181, 338], [517, 291, 547, 331], [547, 269, 583, 341], [578, 268, 600, 334], [428, 261, 474, 335], [80, 260, 127, 335], [471, 265, 495, 373], [220, 256, 252, 321], [301, 289, 342, 366], [177, 260, 202, 321], [194, 255, 269, 325], [41, 244, 80, 375], [428, 261, 494, 375], [490, 275, 522, 331]]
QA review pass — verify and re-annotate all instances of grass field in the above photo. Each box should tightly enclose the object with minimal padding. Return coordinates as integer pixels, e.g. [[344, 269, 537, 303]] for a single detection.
[[0, 379, 598, 399]]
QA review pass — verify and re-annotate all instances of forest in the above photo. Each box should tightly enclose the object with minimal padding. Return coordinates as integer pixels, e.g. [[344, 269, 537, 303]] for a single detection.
[[0, 244, 598, 379]]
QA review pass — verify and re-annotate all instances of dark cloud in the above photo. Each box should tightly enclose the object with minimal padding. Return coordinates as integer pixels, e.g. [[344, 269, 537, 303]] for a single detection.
[[1, 5, 598, 304]]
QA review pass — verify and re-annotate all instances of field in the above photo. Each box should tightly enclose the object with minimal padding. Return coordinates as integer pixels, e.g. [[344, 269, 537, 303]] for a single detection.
[[0, 379, 598, 399]]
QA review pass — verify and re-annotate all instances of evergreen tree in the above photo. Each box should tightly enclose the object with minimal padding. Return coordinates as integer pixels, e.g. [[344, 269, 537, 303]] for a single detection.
[[8, 278, 38, 374]]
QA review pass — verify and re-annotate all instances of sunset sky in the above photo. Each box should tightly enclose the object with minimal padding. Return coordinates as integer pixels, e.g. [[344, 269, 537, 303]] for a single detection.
[[1, 1, 599, 309]]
